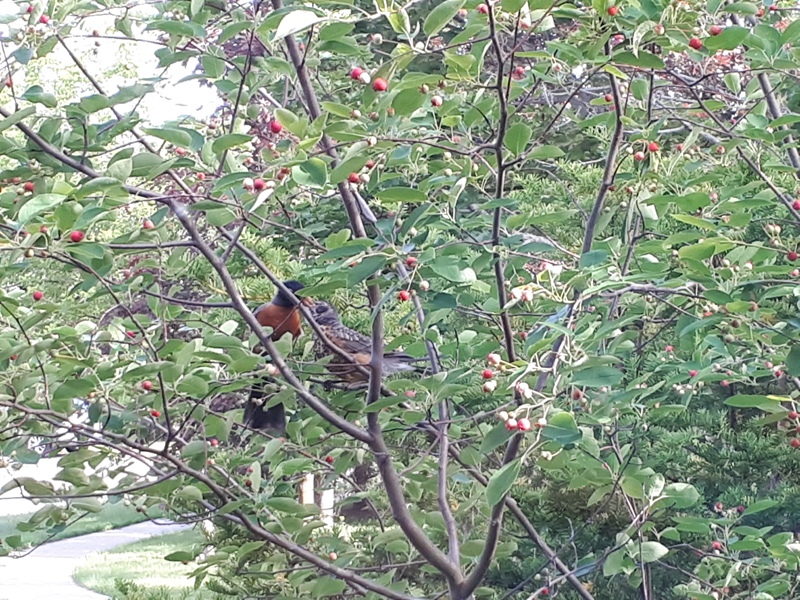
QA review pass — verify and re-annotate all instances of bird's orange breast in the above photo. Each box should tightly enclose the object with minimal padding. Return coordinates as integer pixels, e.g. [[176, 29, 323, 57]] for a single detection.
[[255, 303, 302, 340]]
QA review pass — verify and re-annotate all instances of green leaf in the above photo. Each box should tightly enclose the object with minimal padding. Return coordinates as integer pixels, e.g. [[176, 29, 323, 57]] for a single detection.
[[347, 255, 387, 287], [579, 250, 607, 269], [542, 412, 582, 445], [723, 2, 758, 13], [635, 541, 669, 563], [72, 498, 103, 513], [177, 375, 209, 398], [430, 262, 477, 283], [724, 395, 781, 409], [704, 26, 749, 51], [211, 134, 251, 154], [164, 551, 195, 562], [22, 86, 57, 108], [663, 483, 700, 508], [190, 0, 204, 17], [292, 158, 328, 189], [142, 127, 193, 148], [743, 499, 778, 515], [572, 366, 623, 388], [52, 379, 94, 403], [0, 106, 36, 133], [376, 187, 427, 202], [504, 123, 532, 156], [18, 193, 66, 224], [613, 50, 664, 69], [486, 459, 521, 506], [481, 423, 514, 454], [274, 9, 325, 42], [423, 0, 465, 36], [528, 145, 565, 159], [392, 88, 426, 116], [202, 55, 226, 78], [786, 344, 800, 376], [671, 214, 716, 230]]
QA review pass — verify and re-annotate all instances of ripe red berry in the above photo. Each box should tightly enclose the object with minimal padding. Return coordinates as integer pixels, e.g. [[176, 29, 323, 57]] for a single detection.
[[70, 231, 84, 243], [372, 78, 388, 92], [482, 369, 494, 379], [604, 94, 612, 102], [175, 147, 186, 155], [150, 409, 160, 417], [791, 438, 800, 448], [348, 172, 360, 184], [788, 251, 798, 261], [737, 505, 745, 513], [648, 142, 659, 152], [245, 479, 252, 487], [517, 418, 532, 431], [712, 541, 722, 550], [541, 589, 549, 596], [142, 380, 153, 391], [269, 120, 283, 134], [789, 411, 799, 419], [477, 3, 489, 14], [665, 345, 674, 352], [39, 14, 49, 23], [770, 4, 777, 9], [126, 331, 135, 338], [689, 370, 698, 377], [505, 418, 518, 431], [365, 159, 375, 168], [26, 5, 33, 12], [431, 95, 443, 107], [210, 438, 219, 447], [398, 290, 411, 301], [794, 200, 800, 210], [607, 6, 618, 15], [406, 256, 418, 267], [253, 179, 266, 191], [572, 389, 583, 400], [714, 501, 724, 511], [197, 172, 206, 180], [23, 181, 34, 192], [32, 291, 43, 301], [142, 220, 154, 230], [350, 67, 363, 80], [325, 455, 334, 463], [689, 37, 703, 50], [634, 151, 645, 161], [710, 25, 722, 35], [10, 355, 17, 360], [720, 380, 730, 387]]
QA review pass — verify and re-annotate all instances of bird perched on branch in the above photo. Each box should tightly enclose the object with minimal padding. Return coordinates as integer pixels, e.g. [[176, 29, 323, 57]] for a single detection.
[[308, 300, 425, 381], [245, 280, 307, 430]]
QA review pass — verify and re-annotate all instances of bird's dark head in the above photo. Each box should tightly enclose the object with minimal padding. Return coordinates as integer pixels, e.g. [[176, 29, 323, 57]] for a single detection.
[[273, 280, 304, 307], [309, 300, 338, 325]]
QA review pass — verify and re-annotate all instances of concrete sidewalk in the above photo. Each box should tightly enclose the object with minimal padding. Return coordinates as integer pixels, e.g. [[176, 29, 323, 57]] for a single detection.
[[0, 521, 190, 600]]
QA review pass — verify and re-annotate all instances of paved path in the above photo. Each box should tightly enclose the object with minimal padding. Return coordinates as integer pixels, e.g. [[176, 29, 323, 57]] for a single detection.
[[0, 521, 190, 600]]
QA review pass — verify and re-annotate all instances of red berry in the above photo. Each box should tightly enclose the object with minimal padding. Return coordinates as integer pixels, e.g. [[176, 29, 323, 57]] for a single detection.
[[350, 67, 363, 80], [789, 411, 799, 419], [517, 418, 531, 431], [4, 78, 11, 88], [604, 94, 612, 102], [70, 231, 84, 243], [150, 409, 160, 417], [197, 172, 206, 180], [665, 345, 674, 352], [676, 144, 683, 151], [572, 389, 583, 400], [482, 369, 494, 380], [365, 160, 375, 168], [720, 380, 730, 387], [253, 179, 266, 191], [245, 479, 252, 487], [541, 589, 549, 596], [142, 220, 154, 230], [737, 505, 745, 513], [607, 6, 619, 15], [505, 418, 518, 431], [788, 251, 798, 261], [689, 37, 703, 50], [775, 370, 783, 378], [710, 25, 722, 35], [406, 256, 418, 267], [39, 14, 49, 23], [32, 291, 43, 301], [791, 438, 800, 448], [10, 355, 17, 360], [648, 142, 659, 152], [770, 4, 777, 9], [398, 290, 411, 301], [26, 5, 33, 12], [38, 225, 48, 234], [519, 331, 528, 340], [325, 455, 334, 463], [793, 200, 800, 210], [405, 390, 416, 398], [348, 173, 360, 184], [634, 151, 645, 161], [714, 501, 724, 511], [126, 331, 135, 338], [269, 120, 283, 134], [431, 95, 443, 107], [756, 7, 765, 14], [477, 3, 489, 14], [372, 78, 388, 92], [712, 541, 722, 550], [175, 147, 186, 155], [689, 370, 698, 377], [23, 181, 34, 192], [142, 380, 153, 391]]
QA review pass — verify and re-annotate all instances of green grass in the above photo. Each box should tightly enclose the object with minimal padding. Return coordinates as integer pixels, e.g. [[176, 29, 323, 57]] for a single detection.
[[73, 529, 222, 600], [0, 501, 150, 549]]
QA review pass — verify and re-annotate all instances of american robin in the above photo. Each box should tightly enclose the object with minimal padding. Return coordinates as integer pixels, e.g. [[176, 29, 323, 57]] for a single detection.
[[245, 280, 307, 430], [307, 300, 425, 381]]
